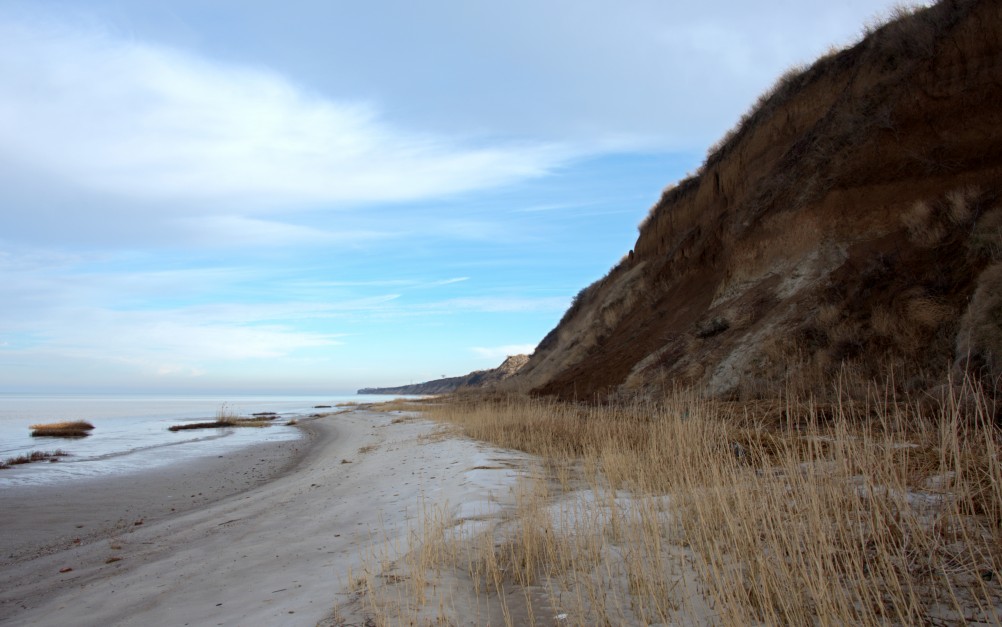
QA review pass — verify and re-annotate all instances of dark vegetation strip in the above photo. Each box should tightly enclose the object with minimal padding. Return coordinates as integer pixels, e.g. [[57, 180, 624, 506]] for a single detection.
[[0, 450, 69, 469]]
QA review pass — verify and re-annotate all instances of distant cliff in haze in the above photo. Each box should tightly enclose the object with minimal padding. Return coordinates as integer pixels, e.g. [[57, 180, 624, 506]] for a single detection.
[[358, 355, 530, 395]]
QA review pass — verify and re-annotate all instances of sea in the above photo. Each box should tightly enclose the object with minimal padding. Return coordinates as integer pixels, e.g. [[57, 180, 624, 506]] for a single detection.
[[0, 393, 390, 487]]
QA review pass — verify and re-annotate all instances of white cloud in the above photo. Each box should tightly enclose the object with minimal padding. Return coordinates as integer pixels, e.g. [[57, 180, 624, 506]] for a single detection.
[[433, 297, 568, 313], [0, 18, 567, 210], [2, 304, 344, 375], [172, 215, 392, 248], [423, 277, 470, 288], [472, 344, 537, 360]]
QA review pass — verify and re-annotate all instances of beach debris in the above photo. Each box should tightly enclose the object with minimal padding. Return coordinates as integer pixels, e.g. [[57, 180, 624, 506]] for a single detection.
[[105, 557, 122, 564], [133, 519, 144, 526], [59, 567, 73, 573], [340, 459, 352, 464]]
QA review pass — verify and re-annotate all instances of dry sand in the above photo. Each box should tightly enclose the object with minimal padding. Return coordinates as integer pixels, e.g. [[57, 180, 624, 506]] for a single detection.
[[0, 409, 533, 626]]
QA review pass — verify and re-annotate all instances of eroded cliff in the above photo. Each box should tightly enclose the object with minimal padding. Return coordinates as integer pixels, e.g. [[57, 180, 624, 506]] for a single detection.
[[512, 0, 1002, 401]]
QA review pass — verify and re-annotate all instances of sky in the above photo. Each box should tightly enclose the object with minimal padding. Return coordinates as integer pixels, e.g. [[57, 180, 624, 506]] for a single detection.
[[0, 0, 918, 394]]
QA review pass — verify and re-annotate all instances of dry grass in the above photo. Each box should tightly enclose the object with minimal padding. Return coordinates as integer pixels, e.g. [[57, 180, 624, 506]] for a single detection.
[[29, 421, 95, 438], [372, 398, 435, 413], [0, 449, 69, 469], [903, 199, 947, 247], [349, 379, 1002, 625], [947, 186, 981, 226]]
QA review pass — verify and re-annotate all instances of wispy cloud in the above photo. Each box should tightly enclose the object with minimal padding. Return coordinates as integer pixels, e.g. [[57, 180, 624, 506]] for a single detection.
[[172, 215, 392, 248], [0, 305, 344, 379], [0, 18, 568, 210], [512, 200, 604, 213], [422, 277, 470, 288], [431, 297, 568, 314]]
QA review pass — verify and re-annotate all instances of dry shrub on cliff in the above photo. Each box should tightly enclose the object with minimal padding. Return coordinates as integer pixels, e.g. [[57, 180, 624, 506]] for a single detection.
[[947, 185, 981, 225], [956, 263, 1002, 392], [906, 296, 954, 328], [903, 199, 947, 247], [969, 206, 1002, 261], [354, 381, 1001, 625]]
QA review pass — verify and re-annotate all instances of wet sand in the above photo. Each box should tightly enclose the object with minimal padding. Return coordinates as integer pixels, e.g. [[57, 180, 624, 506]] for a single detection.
[[0, 433, 309, 566], [0, 409, 532, 626]]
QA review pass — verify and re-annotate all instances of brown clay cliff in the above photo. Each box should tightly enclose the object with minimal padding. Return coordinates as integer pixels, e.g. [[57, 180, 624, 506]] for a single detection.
[[509, 0, 1002, 402]]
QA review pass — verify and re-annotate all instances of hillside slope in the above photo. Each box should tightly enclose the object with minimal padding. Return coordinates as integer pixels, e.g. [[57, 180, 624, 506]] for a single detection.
[[511, 0, 1002, 401], [359, 355, 529, 395]]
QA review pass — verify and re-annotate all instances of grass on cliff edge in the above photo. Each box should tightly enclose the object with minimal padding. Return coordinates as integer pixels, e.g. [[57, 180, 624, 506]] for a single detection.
[[350, 380, 1002, 626]]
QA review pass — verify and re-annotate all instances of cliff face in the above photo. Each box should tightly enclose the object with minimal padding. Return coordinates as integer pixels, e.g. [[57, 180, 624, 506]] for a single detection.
[[512, 0, 1002, 401], [359, 355, 529, 396]]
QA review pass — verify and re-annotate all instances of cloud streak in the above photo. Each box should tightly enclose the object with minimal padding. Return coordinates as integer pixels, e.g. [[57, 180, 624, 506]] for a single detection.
[[0, 18, 567, 210]]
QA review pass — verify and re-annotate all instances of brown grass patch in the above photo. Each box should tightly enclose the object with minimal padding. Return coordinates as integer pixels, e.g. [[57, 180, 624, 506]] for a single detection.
[[372, 397, 435, 413], [29, 421, 95, 438]]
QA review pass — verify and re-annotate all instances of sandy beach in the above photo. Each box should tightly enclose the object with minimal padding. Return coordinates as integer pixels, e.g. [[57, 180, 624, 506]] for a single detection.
[[0, 409, 533, 626]]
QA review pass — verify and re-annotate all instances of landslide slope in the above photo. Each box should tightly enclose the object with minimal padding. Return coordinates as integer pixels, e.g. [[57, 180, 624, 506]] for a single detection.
[[512, 0, 1002, 401]]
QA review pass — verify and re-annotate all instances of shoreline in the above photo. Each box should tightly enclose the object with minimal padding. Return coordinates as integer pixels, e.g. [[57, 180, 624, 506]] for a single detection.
[[0, 409, 533, 626], [0, 425, 314, 566]]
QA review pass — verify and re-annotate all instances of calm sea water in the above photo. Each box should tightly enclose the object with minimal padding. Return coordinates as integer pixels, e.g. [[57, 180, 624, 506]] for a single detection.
[[0, 393, 389, 487]]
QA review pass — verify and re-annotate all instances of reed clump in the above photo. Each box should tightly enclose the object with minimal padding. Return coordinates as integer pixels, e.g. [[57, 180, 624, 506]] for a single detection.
[[1, 449, 69, 469], [29, 421, 95, 438], [168, 406, 275, 432], [351, 378, 1002, 625]]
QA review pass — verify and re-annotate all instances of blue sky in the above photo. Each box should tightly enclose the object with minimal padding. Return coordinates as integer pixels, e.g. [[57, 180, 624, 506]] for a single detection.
[[0, 0, 913, 393]]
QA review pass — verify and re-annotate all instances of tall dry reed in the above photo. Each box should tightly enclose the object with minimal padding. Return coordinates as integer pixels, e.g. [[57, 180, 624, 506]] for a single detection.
[[348, 380, 1002, 625]]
